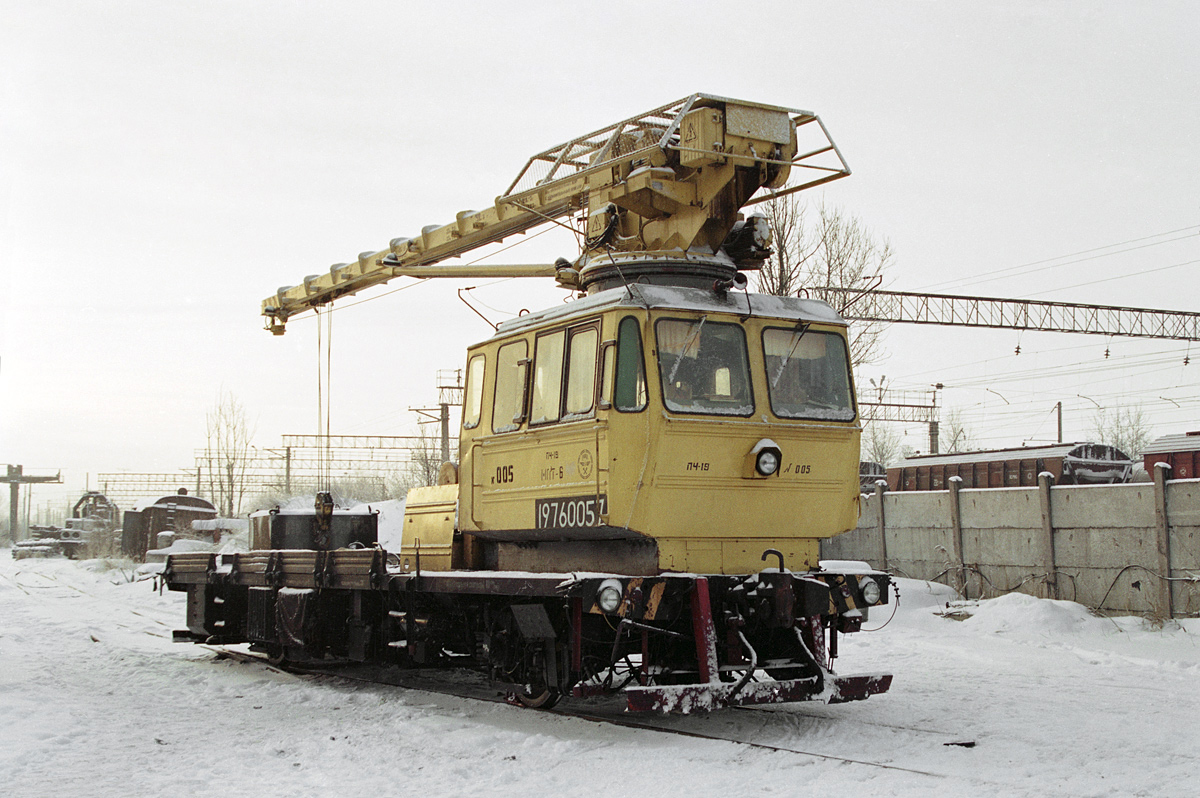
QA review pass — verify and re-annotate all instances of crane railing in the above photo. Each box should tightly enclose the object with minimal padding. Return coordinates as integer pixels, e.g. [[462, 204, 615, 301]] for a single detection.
[[262, 94, 850, 333]]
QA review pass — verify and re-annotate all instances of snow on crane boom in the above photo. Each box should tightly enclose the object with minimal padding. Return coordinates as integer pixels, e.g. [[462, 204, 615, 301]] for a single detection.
[[262, 93, 850, 333]]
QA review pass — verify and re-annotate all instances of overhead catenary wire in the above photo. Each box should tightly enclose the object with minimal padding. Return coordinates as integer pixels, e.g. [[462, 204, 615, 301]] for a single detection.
[[892, 228, 1199, 440], [1021, 256, 1200, 300], [874, 357, 1199, 450], [885, 342, 1193, 404], [916, 224, 1200, 293], [892, 331, 1193, 382]]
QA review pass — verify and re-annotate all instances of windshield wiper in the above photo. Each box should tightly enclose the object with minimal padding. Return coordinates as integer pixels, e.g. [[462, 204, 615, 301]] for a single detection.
[[770, 322, 810, 389], [667, 316, 706, 384]]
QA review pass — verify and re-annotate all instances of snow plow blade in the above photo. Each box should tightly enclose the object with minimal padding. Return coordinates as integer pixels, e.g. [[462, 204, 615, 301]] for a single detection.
[[623, 672, 892, 713]]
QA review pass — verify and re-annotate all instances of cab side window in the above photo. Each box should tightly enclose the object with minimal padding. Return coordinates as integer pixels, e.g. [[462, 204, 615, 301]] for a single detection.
[[530, 330, 566, 425], [463, 354, 485, 429], [492, 340, 528, 433], [564, 327, 598, 417], [614, 316, 646, 412], [531, 323, 601, 425]]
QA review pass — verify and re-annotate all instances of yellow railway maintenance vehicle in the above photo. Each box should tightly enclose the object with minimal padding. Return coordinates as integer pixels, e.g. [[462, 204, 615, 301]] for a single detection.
[[165, 94, 892, 712]]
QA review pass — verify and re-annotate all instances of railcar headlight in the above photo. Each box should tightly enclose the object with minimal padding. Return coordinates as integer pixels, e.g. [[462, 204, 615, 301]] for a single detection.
[[745, 439, 783, 479], [859, 576, 882, 605], [756, 450, 780, 476], [597, 579, 623, 613]]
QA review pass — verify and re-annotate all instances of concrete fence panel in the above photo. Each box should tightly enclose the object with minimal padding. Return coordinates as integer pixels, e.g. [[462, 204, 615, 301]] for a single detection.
[[823, 476, 1200, 618]]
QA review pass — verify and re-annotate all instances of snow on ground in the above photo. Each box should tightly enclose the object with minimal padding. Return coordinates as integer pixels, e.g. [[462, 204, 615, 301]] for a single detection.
[[1, 551, 1197, 797]]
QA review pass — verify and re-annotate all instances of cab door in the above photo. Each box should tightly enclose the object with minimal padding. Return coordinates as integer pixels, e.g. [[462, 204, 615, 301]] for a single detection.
[[468, 320, 608, 539]]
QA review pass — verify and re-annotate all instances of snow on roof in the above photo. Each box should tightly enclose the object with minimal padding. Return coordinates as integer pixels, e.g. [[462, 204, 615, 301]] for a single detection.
[[490, 284, 845, 339], [192, 518, 249, 531], [895, 442, 1131, 468], [249, 504, 376, 518], [1142, 432, 1200, 455], [127, 494, 217, 513], [369, 498, 406, 551]]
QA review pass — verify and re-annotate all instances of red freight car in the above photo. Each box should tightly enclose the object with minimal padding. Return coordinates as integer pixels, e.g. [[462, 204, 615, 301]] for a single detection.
[[887, 442, 1133, 491], [1142, 432, 1200, 479]]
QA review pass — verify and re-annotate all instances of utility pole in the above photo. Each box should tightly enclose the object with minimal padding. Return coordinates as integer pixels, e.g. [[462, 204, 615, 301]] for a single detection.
[[929, 383, 943, 454], [2, 465, 63, 541], [412, 369, 465, 468], [859, 381, 942, 454]]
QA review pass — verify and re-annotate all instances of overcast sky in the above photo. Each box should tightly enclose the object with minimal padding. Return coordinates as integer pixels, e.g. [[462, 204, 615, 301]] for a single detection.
[[3, 0, 1198, 513]]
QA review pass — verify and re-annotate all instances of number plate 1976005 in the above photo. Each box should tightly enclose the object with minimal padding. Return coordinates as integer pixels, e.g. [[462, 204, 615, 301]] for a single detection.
[[535, 494, 608, 529]]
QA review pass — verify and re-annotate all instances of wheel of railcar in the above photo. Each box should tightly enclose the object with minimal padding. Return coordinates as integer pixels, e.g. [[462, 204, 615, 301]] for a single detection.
[[514, 684, 561, 709], [265, 644, 288, 667], [488, 608, 562, 708], [513, 637, 561, 708]]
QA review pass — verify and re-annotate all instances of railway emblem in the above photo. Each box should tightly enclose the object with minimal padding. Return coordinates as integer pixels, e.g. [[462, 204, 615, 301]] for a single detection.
[[578, 449, 593, 479]]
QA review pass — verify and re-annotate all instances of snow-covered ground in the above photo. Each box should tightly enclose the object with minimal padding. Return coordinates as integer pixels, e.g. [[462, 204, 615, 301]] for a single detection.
[[1, 551, 1197, 797]]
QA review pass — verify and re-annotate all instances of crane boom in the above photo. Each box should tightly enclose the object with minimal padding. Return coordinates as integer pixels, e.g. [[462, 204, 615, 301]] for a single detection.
[[263, 94, 850, 333]]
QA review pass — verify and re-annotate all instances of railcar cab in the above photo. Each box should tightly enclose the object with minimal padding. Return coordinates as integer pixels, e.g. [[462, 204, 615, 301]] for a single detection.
[[452, 283, 861, 576]]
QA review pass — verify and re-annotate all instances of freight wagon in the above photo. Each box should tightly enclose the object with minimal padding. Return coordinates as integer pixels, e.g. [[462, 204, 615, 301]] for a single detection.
[[1142, 432, 1200, 479], [887, 442, 1133, 491], [121, 489, 217, 560]]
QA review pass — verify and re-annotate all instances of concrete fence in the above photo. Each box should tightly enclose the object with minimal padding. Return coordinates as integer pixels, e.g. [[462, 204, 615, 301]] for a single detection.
[[821, 463, 1200, 618]]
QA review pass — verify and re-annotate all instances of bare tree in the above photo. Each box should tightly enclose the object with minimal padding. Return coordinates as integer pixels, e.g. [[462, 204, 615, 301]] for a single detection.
[[861, 421, 902, 467], [754, 196, 894, 369], [1090, 404, 1153, 458], [202, 390, 256, 517], [941, 408, 975, 454], [812, 201, 894, 368], [406, 422, 444, 489], [756, 196, 810, 296]]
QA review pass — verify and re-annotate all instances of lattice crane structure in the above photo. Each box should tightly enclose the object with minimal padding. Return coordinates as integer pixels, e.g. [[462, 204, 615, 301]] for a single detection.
[[262, 94, 849, 333], [814, 288, 1200, 342]]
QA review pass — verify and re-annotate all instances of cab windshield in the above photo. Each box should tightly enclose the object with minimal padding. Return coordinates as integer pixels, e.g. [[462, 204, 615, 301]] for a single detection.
[[762, 327, 855, 421], [655, 318, 753, 416]]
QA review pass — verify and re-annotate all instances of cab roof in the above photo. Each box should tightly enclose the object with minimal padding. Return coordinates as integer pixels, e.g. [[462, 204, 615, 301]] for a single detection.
[[490, 284, 846, 340]]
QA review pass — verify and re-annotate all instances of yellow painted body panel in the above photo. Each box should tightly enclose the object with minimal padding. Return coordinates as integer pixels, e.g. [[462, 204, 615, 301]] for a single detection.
[[441, 289, 862, 576], [622, 416, 858, 573], [397, 484, 457, 571], [466, 424, 609, 533]]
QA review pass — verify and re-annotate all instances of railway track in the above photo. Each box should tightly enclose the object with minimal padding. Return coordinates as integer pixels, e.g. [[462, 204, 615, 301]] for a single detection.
[[1, 564, 176, 639], [0, 560, 965, 782], [4, 564, 962, 767], [203, 645, 954, 779]]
